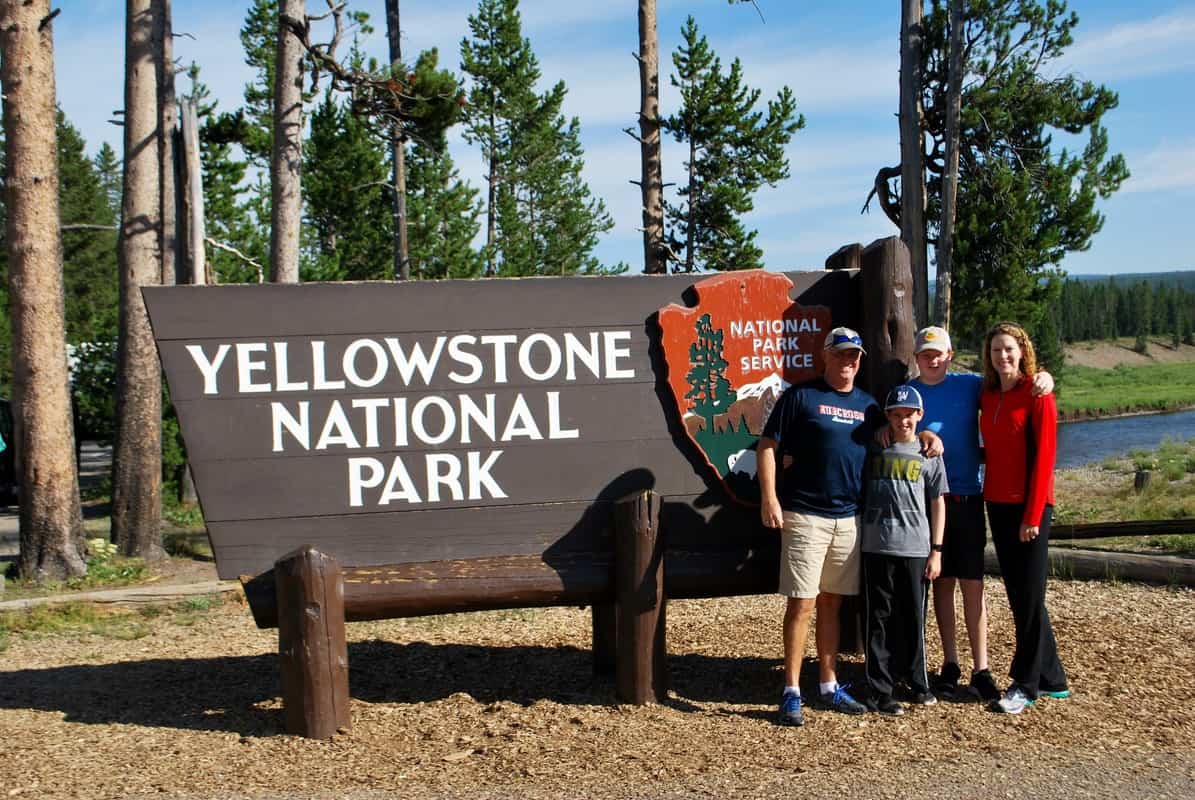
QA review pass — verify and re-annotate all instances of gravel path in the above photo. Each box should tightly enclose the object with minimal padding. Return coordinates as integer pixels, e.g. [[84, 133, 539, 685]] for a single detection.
[[1, 578, 1192, 799]]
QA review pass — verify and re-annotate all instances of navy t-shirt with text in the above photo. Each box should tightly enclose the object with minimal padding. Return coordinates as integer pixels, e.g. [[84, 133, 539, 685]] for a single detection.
[[761, 377, 884, 518]]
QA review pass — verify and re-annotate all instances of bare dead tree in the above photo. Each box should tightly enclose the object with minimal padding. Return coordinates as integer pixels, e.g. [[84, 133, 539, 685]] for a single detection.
[[934, 0, 964, 330], [900, 0, 928, 326], [635, 0, 665, 274], [154, 0, 178, 287], [111, 0, 165, 561], [271, 0, 305, 283], [0, 0, 87, 581], [385, 0, 410, 280]]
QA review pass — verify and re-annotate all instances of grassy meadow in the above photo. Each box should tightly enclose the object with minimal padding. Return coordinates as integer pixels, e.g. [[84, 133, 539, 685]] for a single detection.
[[1056, 362, 1195, 416]]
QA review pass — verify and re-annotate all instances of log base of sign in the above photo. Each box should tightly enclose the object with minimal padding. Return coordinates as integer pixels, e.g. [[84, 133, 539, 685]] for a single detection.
[[275, 546, 350, 739], [614, 490, 666, 704]]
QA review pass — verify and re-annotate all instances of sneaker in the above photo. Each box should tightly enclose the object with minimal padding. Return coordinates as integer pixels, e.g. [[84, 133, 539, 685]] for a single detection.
[[934, 662, 961, 696], [818, 684, 867, 715], [1040, 688, 1071, 699], [910, 691, 938, 706], [778, 692, 805, 726], [969, 669, 1001, 703], [873, 695, 904, 716], [992, 685, 1034, 715]]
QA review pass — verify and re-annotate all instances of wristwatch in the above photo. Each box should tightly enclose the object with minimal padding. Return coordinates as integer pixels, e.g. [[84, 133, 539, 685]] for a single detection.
[[930, 543, 943, 552]]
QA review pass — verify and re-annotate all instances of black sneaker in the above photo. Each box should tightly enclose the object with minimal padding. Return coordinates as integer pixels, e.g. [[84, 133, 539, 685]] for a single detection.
[[910, 691, 938, 706], [934, 662, 961, 697], [873, 695, 904, 716], [778, 692, 805, 726], [970, 669, 1001, 703], [817, 684, 867, 715]]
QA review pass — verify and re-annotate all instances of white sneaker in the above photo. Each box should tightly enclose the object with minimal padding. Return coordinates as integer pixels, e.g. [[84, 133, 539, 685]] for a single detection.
[[993, 685, 1034, 714]]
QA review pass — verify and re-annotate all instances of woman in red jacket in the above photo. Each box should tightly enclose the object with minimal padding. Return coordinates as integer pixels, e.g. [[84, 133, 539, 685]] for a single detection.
[[979, 321, 1069, 714]]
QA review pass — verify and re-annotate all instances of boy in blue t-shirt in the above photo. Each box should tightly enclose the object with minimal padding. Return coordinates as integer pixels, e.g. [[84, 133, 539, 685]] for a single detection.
[[860, 384, 946, 715], [910, 326, 1052, 702]]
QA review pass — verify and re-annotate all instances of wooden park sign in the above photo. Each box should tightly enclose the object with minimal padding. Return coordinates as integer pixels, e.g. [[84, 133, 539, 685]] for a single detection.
[[144, 237, 913, 737]]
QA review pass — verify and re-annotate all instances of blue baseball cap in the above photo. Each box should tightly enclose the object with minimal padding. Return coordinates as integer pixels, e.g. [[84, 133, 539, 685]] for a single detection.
[[884, 384, 923, 411], [823, 326, 866, 355]]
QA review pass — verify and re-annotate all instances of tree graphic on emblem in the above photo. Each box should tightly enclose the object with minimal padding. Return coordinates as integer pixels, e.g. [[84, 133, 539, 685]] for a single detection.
[[684, 313, 737, 432]]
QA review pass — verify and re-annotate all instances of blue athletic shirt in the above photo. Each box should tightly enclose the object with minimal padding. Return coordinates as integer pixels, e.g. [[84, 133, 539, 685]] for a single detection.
[[761, 377, 884, 518], [910, 372, 982, 496]]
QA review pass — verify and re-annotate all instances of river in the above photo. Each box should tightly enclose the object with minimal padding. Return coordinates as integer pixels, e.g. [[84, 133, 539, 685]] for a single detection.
[[1056, 408, 1195, 469]]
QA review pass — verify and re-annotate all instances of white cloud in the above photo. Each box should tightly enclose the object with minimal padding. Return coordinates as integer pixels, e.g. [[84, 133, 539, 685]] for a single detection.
[[1060, 10, 1195, 80], [1122, 139, 1195, 193], [732, 46, 898, 113]]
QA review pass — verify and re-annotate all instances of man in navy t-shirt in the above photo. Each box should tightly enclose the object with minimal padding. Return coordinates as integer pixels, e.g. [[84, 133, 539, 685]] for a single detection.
[[758, 327, 884, 726]]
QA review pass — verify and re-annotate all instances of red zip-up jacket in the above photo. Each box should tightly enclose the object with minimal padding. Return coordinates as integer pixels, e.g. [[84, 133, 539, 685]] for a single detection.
[[979, 378, 1056, 527]]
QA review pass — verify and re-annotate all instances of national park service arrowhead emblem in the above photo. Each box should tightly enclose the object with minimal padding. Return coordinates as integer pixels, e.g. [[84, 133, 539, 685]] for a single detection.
[[658, 271, 831, 505]]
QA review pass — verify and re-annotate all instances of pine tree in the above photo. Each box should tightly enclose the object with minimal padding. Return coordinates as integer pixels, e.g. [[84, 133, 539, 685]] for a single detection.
[[496, 82, 614, 276], [460, 0, 536, 276], [302, 88, 393, 281], [461, 0, 612, 276], [914, 0, 1129, 343], [93, 142, 121, 217], [58, 112, 119, 346], [663, 17, 803, 273], [239, 0, 277, 170], [684, 313, 735, 431], [407, 139, 484, 279]]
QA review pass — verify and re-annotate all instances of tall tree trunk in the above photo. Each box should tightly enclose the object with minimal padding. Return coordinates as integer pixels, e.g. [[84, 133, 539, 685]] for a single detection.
[[155, 0, 178, 287], [637, 0, 665, 274], [179, 96, 205, 285], [178, 95, 204, 505], [900, 0, 928, 325], [271, 0, 304, 284], [112, 0, 165, 561], [385, 0, 411, 280], [0, 0, 87, 581], [485, 130, 496, 277], [684, 135, 696, 272], [934, 0, 963, 330]]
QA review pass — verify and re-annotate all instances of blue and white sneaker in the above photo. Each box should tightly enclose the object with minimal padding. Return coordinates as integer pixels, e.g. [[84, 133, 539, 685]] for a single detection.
[[778, 692, 805, 726], [817, 684, 867, 715], [1040, 688, 1071, 699], [992, 685, 1034, 714]]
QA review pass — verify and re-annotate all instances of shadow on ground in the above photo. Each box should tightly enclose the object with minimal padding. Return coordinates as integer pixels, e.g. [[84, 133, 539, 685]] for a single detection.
[[0, 640, 853, 736]]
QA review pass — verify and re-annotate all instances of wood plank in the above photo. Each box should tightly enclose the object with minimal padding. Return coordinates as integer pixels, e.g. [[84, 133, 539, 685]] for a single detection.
[[170, 381, 676, 462], [156, 327, 661, 402], [207, 491, 770, 580], [191, 437, 716, 522], [1050, 519, 1195, 540], [144, 271, 852, 341], [241, 552, 615, 628]]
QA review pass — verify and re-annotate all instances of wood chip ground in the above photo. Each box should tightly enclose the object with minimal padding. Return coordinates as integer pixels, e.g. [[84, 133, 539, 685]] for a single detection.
[[1, 578, 1192, 799]]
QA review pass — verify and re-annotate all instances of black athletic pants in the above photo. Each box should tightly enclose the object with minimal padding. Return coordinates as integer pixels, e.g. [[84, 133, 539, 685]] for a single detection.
[[987, 502, 1068, 698], [863, 552, 930, 698]]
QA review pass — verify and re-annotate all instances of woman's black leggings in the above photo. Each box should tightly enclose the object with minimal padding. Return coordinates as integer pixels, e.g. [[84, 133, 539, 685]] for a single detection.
[[986, 502, 1068, 698]]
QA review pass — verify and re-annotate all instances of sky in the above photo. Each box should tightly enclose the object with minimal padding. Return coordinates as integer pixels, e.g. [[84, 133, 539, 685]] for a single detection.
[[50, 0, 1195, 277]]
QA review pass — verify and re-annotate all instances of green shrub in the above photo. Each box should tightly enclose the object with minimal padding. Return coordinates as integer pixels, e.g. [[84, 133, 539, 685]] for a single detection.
[[1163, 460, 1186, 482]]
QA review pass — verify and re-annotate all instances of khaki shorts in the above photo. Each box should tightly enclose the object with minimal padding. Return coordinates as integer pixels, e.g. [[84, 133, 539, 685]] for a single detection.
[[779, 510, 861, 599]]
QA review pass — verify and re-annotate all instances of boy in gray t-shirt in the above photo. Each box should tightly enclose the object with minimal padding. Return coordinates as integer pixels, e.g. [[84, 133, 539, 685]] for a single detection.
[[860, 384, 947, 715]]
